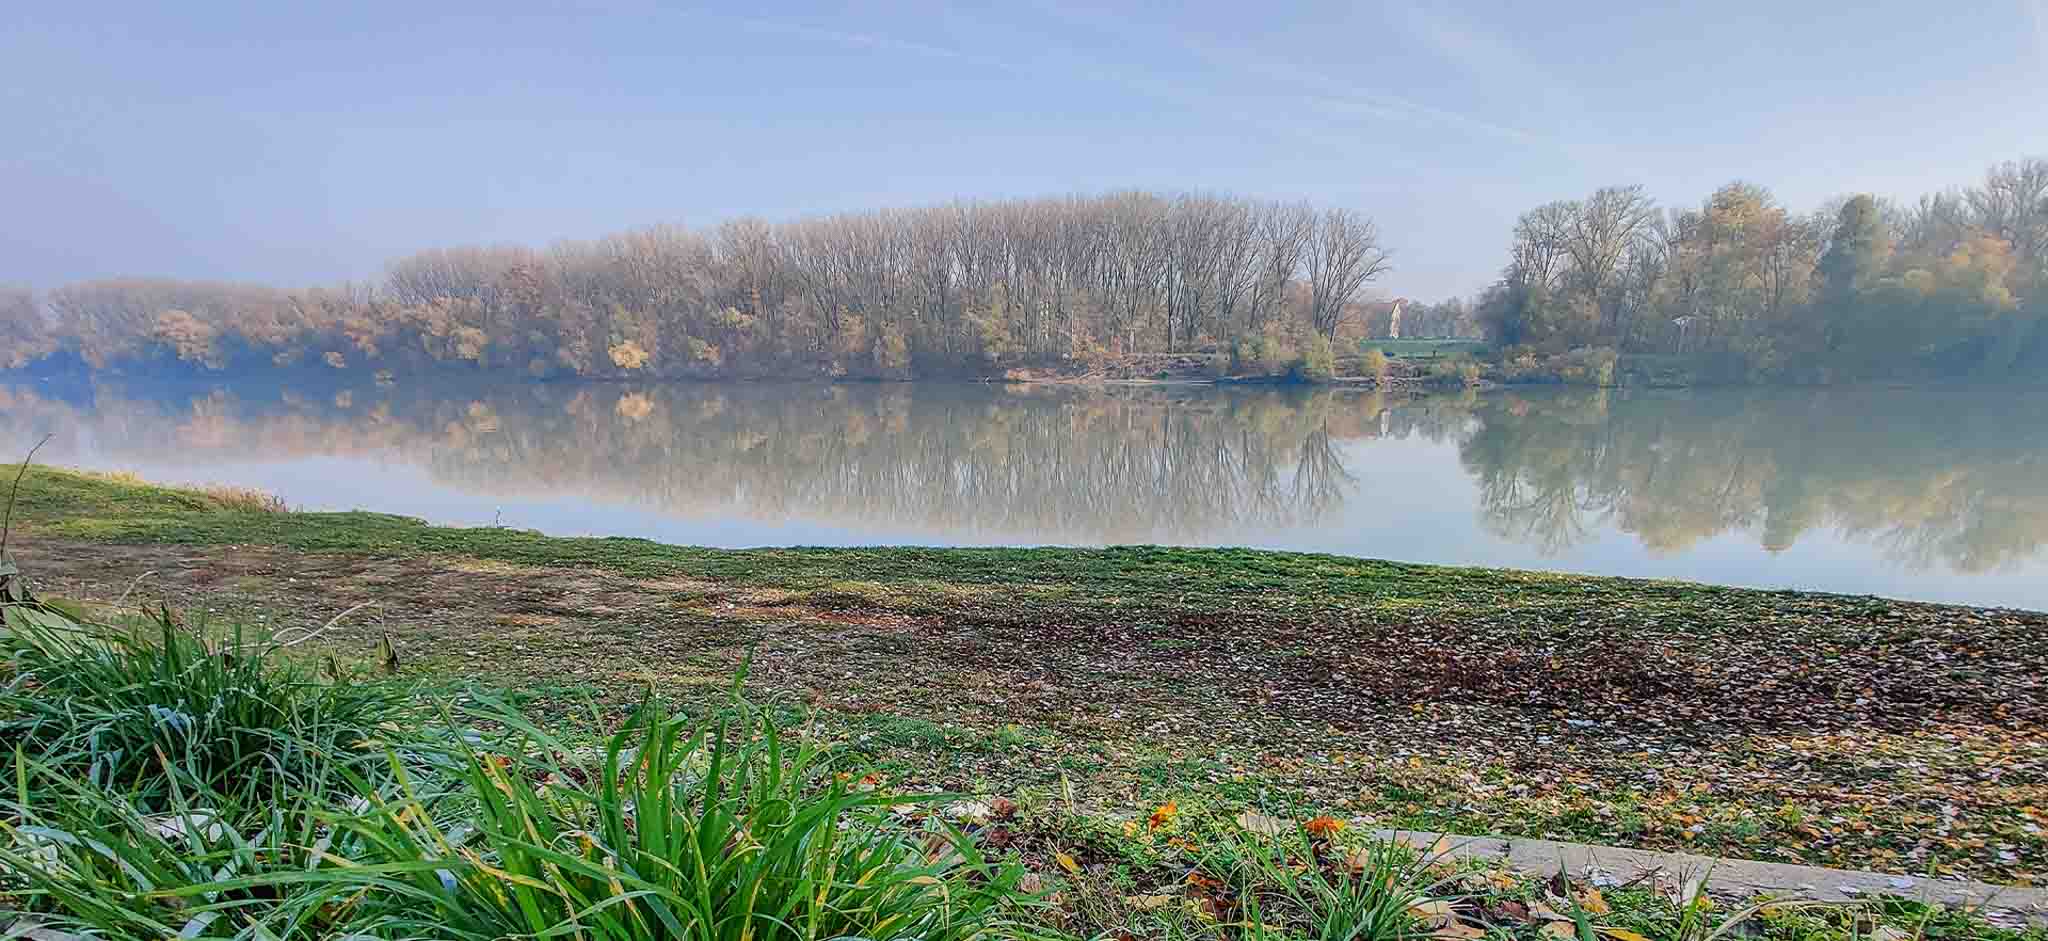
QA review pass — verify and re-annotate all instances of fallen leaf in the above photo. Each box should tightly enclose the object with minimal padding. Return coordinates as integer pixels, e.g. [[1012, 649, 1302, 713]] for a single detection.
[[1576, 887, 1611, 915], [1305, 815, 1347, 838], [1527, 902, 1570, 923], [1541, 922, 1579, 941], [1149, 800, 1179, 831], [1433, 925, 1486, 939], [1237, 811, 1290, 837], [1018, 873, 1044, 894], [1597, 929, 1652, 941], [947, 800, 993, 824], [1055, 852, 1082, 875], [1408, 900, 1457, 928], [1125, 894, 1177, 912]]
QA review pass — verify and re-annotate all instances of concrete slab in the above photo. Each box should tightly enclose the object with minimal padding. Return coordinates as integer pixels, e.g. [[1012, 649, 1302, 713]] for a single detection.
[[1373, 829, 2048, 929]]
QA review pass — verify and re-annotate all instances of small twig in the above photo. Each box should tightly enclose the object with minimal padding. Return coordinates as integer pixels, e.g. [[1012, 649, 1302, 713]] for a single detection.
[[0, 434, 55, 559], [256, 601, 376, 654], [112, 570, 159, 611]]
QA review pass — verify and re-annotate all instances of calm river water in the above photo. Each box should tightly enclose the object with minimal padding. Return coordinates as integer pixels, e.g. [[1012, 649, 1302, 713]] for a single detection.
[[5, 377, 2044, 609]]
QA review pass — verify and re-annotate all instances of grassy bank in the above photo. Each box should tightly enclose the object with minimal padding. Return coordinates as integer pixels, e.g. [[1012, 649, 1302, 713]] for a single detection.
[[7, 466, 2047, 897], [15, 595, 2037, 941]]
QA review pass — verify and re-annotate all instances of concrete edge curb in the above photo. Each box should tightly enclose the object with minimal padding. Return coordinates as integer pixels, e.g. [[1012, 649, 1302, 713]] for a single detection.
[[1372, 829, 2048, 929]]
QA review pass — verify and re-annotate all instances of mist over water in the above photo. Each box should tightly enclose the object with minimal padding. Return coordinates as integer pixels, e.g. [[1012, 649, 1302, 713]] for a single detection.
[[5, 377, 2045, 610]]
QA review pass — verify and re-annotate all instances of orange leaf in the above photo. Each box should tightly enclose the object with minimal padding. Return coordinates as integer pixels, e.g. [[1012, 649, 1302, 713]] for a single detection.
[[1305, 815, 1347, 838], [1149, 800, 1179, 831]]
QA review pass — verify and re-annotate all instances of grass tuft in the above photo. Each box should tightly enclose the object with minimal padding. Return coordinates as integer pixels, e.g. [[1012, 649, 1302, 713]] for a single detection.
[[0, 601, 409, 808]]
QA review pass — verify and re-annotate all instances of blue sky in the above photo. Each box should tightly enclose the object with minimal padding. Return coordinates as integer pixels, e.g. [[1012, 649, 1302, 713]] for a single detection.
[[3, 1, 2044, 300]]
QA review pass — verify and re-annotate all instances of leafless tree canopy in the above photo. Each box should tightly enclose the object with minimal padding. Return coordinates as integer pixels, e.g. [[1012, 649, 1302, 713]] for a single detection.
[[5, 192, 1393, 379]]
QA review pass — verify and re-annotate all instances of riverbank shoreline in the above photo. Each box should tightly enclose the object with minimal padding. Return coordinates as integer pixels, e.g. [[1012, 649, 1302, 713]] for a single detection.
[[8, 465, 2046, 887]]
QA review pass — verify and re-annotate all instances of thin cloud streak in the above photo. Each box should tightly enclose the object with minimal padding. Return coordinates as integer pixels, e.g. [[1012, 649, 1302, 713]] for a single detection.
[[1178, 37, 1549, 148], [740, 10, 1413, 166], [733, 17, 1027, 75], [1030, 1, 1554, 150]]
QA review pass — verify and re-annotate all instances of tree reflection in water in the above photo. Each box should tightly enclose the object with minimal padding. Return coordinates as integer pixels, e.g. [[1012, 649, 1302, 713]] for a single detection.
[[3, 378, 2044, 574]]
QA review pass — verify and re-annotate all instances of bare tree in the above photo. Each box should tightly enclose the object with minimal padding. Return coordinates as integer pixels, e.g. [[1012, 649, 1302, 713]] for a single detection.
[[1305, 208, 1391, 338]]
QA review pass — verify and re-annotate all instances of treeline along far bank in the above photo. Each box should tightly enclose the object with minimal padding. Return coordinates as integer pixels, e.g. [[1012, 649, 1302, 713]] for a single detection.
[[3, 156, 2044, 385]]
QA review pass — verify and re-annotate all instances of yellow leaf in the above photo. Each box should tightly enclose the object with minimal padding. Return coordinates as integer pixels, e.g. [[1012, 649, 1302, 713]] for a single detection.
[[1149, 800, 1179, 831], [1576, 887, 1611, 915], [1125, 894, 1177, 911], [1598, 929, 1653, 941], [909, 875, 942, 885], [1055, 852, 1082, 874]]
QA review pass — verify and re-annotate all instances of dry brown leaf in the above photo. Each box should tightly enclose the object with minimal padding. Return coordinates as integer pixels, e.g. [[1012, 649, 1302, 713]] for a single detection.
[[1527, 902, 1571, 923], [1433, 925, 1486, 939], [1236, 811, 1291, 837], [1576, 886, 1611, 915], [1018, 873, 1044, 894], [1541, 921, 1579, 941], [1408, 900, 1457, 928]]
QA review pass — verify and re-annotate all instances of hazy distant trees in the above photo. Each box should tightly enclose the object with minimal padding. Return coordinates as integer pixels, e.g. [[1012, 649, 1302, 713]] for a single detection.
[[4, 193, 1396, 380], [1475, 157, 2048, 380], [0, 287, 45, 368]]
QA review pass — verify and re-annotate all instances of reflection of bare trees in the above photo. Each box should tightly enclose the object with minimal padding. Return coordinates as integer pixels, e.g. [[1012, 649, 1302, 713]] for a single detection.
[[0, 380, 1472, 544], [1288, 427, 1355, 521], [1460, 387, 2048, 572]]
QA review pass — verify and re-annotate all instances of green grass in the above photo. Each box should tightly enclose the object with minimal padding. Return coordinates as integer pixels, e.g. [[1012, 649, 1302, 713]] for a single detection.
[[0, 602, 411, 808], [7, 465, 2048, 892], [1357, 339, 1489, 360], [0, 591, 2040, 941]]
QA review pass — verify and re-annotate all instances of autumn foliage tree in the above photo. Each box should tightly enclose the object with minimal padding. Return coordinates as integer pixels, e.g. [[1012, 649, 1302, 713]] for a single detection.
[[1475, 156, 2048, 380]]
